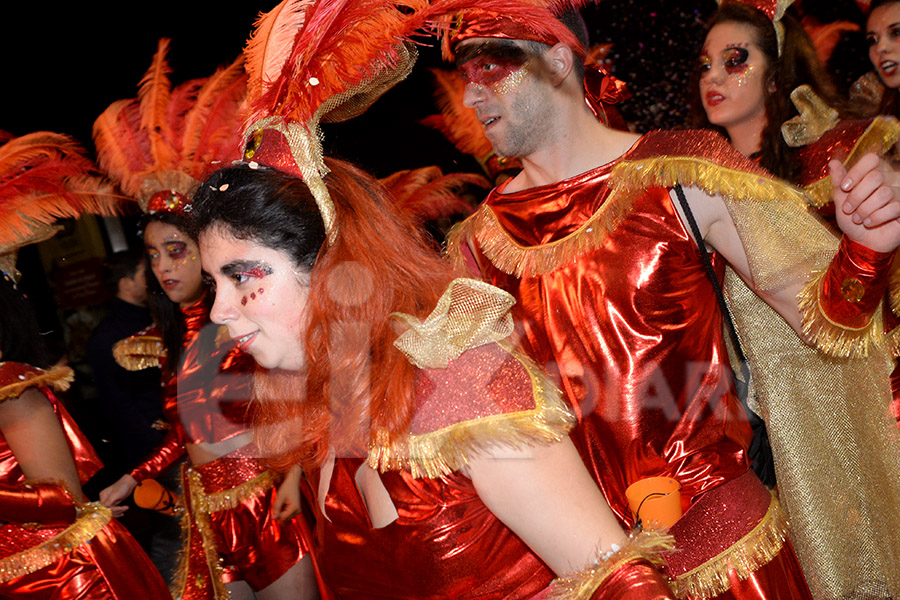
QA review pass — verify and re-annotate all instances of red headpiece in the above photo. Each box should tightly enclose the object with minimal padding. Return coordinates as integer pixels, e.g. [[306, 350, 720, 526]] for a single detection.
[[718, 0, 796, 54], [93, 39, 247, 216]]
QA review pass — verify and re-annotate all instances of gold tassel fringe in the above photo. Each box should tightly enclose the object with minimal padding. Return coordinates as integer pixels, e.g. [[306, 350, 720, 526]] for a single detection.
[[368, 350, 575, 478], [544, 531, 675, 600], [112, 334, 165, 371], [205, 470, 277, 513], [0, 364, 74, 402], [797, 269, 883, 358], [447, 155, 810, 279], [0, 503, 111, 583], [671, 493, 789, 600]]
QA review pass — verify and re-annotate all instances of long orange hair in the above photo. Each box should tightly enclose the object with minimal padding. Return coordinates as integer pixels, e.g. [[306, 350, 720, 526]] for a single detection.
[[191, 159, 459, 471]]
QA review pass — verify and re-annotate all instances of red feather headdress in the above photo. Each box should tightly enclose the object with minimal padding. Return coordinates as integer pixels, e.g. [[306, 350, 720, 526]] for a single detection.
[[379, 165, 487, 222], [0, 131, 121, 260], [93, 39, 247, 214], [237, 0, 602, 242]]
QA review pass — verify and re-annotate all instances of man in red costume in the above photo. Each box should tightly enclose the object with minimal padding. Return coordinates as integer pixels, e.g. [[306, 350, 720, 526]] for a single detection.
[[445, 6, 900, 599]]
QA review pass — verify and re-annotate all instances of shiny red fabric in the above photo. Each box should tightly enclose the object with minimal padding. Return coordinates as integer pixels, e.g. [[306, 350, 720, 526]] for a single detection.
[[311, 457, 555, 599], [131, 297, 255, 482], [180, 450, 312, 596], [468, 157, 751, 524], [1, 519, 171, 600], [819, 236, 894, 329], [0, 482, 76, 526], [590, 559, 676, 600], [0, 378, 170, 599], [460, 134, 810, 597]]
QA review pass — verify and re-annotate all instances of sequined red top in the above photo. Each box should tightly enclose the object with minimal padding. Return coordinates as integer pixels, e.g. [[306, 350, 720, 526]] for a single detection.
[[130, 298, 255, 482], [456, 132, 753, 525]]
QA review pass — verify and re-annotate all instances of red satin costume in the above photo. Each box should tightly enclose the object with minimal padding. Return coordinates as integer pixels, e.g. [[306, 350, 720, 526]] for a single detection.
[[307, 339, 675, 599], [123, 298, 311, 599], [449, 130, 812, 599], [0, 361, 171, 599]]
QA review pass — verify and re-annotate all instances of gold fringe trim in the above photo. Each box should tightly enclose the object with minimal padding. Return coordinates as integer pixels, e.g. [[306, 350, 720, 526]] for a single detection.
[[0, 364, 73, 402], [0, 502, 112, 583], [544, 531, 675, 600], [671, 493, 789, 600], [802, 116, 900, 209], [885, 325, 900, 359], [205, 470, 277, 513], [797, 268, 883, 357], [368, 349, 576, 478], [112, 335, 165, 371], [447, 155, 810, 279], [889, 262, 900, 319], [179, 469, 230, 600], [609, 156, 809, 211], [459, 187, 637, 278]]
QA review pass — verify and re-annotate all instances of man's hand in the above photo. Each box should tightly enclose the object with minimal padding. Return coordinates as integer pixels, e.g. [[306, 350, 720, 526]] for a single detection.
[[833, 153, 900, 253]]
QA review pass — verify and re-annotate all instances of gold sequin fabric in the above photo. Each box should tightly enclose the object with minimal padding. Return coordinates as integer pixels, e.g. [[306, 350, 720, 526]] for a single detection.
[[725, 268, 900, 599]]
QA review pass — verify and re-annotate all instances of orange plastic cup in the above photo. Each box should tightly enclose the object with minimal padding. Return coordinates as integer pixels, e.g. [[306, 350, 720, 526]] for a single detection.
[[625, 477, 682, 529], [133, 479, 179, 516]]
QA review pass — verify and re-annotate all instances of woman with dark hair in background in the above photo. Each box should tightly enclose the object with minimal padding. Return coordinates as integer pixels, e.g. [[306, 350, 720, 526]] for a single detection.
[[94, 41, 318, 600], [0, 130, 171, 599], [692, 2, 900, 597]]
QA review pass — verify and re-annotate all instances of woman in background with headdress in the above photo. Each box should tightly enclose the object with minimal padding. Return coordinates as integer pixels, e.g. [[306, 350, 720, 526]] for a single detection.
[[94, 41, 319, 600], [0, 131, 171, 599], [691, 2, 900, 597]]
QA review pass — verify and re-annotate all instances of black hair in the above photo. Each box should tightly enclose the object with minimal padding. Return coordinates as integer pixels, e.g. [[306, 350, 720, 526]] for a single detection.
[[522, 8, 590, 83], [102, 247, 144, 296], [189, 166, 327, 272], [0, 274, 52, 368], [139, 211, 208, 370]]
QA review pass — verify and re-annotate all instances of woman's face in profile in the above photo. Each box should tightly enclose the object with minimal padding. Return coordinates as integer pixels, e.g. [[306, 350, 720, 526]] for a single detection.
[[201, 225, 310, 372]]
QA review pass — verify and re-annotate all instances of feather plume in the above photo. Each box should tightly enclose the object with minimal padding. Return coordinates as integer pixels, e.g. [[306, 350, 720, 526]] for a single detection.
[[93, 40, 247, 206], [138, 39, 177, 171], [380, 166, 487, 222], [0, 133, 123, 252], [182, 56, 248, 176], [244, 0, 315, 102]]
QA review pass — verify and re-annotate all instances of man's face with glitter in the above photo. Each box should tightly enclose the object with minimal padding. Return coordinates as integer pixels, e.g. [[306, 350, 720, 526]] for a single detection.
[[455, 38, 553, 159], [698, 21, 770, 138]]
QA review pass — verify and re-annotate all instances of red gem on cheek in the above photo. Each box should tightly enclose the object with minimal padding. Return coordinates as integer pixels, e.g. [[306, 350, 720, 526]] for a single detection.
[[241, 297, 247, 306], [250, 293, 256, 300], [258, 288, 264, 294]]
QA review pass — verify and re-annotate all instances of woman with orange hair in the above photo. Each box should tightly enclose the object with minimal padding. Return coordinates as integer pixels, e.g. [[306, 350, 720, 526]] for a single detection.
[[189, 151, 677, 599]]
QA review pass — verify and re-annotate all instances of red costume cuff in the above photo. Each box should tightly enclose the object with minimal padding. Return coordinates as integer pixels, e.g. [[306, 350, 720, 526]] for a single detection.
[[820, 236, 893, 328], [799, 236, 893, 356], [0, 482, 77, 526]]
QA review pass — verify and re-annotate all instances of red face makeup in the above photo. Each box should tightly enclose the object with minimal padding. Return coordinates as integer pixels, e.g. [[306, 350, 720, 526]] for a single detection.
[[456, 41, 531, 91]]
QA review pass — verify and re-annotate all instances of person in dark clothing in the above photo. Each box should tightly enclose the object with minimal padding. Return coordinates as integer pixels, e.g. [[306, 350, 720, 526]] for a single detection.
[[85, 247, 180, 586]]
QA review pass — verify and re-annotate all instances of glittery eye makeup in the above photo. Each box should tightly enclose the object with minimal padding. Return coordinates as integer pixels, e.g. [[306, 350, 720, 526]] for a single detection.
[[221, 260, 274, 286], [456, 40, 530, 91], [723, 47, 750, 75], [164, 241, 188, 260]]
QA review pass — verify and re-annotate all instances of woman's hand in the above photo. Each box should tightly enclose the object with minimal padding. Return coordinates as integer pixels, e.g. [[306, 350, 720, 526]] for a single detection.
[[274, 464, 302, 521], [100, 474, 138, 510]]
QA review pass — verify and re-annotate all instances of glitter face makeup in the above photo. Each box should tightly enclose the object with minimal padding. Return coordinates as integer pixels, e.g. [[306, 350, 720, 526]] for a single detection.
[[144, 220, 205, 307], [456, 40, 531, 94], [698, 22, 769, 147], [201, 228, 311, 371]]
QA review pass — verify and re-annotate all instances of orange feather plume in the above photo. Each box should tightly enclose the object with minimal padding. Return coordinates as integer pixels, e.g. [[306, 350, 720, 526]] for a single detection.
[[0, 132, 121, 253], [420, 68, 495, 165], [93, 39, 247, 208], [379, 166, 487, 222]]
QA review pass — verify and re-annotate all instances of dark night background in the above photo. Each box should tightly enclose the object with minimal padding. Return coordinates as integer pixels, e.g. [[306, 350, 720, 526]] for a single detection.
[[0, 0, 876, 364]]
